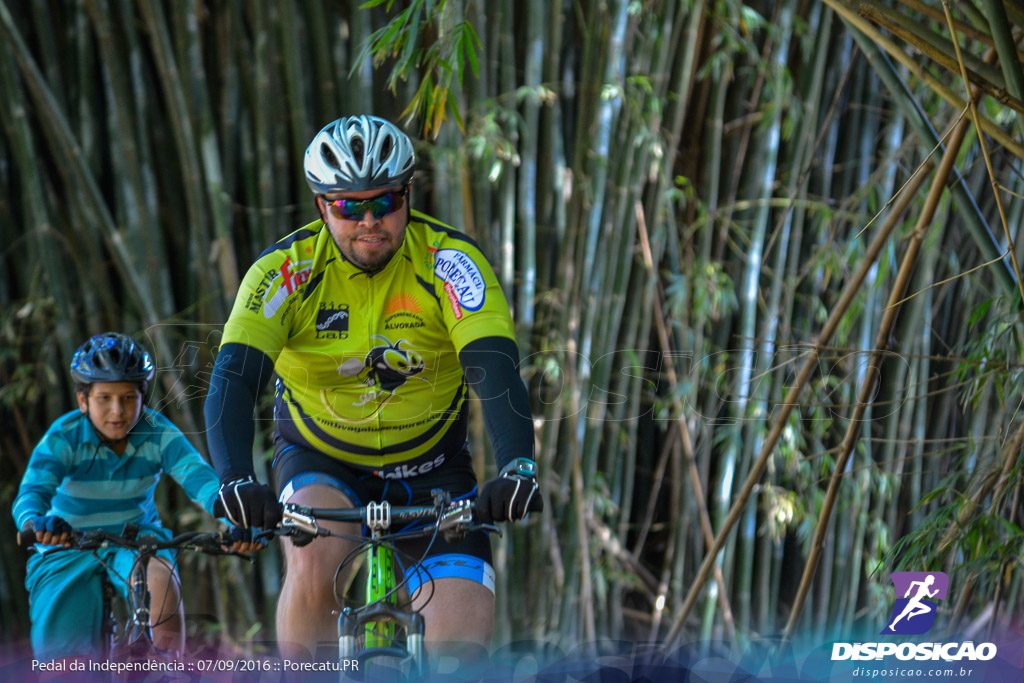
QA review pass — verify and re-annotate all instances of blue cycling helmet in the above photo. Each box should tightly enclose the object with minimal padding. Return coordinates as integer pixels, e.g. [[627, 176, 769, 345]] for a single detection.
[[70, 333, 155, 384], [304, 115, 416, 193]]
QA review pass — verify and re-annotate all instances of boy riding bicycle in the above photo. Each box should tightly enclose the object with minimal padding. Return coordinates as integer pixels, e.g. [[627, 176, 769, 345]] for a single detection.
[[205, 115, 542, 663], [13, 332, 260, 662]]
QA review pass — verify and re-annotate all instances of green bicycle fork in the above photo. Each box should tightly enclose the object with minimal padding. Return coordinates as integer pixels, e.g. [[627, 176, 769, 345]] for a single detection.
[[365, 532, 397, 648]]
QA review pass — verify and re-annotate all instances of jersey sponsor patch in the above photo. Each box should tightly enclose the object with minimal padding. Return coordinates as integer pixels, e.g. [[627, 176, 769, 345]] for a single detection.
[[246, 268, 279, 312], [433, 249, 486, 311], [264, 257, 313, 318], [315, 302, 349, 339], [384, 293, 426, 330], [443, 282, 463, 320], [385, 293, 422, 315], [337, 335, 425, 394], [373, 453, 447, 479]]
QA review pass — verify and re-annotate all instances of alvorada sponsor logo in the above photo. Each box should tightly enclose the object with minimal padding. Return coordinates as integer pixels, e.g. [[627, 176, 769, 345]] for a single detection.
[[433, 249, 486, 310], [384, 311, 425, 330], [831, 571, 997, 663]]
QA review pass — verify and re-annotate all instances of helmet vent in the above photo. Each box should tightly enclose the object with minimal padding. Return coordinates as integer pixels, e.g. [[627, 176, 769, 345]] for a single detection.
[[351, 137, 365, 166], [380, 135, 393, 161], [321, 143, 339, 169]]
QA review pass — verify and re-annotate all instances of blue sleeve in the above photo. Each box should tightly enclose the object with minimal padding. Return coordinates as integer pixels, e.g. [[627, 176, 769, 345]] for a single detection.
[[158, 423, 222, 516], [458, 336, 535, 471], [12, 429, 71, 530], [203, 342, 276, 482]]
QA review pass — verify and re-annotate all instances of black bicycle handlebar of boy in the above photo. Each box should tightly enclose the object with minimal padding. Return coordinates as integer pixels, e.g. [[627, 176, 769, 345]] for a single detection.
[[17, 526, 247, 557]]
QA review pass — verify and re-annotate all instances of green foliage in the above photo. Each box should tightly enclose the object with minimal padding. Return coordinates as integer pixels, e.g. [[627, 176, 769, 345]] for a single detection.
[[955, 296, 1024, 411], [665, 260, 739, 324], [760, 484, 805, 542], [0, 298, 61, 413], [357, 0, 482, 138], [463, 90, 552, 184]]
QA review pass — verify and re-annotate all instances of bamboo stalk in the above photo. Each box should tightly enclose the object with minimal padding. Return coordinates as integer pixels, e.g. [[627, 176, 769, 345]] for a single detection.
[[944, 1, 1024, 309], [0, 0, 187, 398], [898, 0, 1003, 48], [784, 108, 972, 639], [835, 7, 1020, 298], [515, 0, 541, 341], [85, 0, 173, 317], [636, 200, 737, 640], [856, 0, 1022, 112], [822, 0, 1024, 161], [663, 152, 936, 649], [0, 42, 78, 364], [979, 0, 1024, 102], [138, 0, 214, 315]]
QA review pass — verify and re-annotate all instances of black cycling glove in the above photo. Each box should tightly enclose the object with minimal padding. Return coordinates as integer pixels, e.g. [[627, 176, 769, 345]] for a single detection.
[[214, 476, 282, 529], [476, 458, 543, 524]]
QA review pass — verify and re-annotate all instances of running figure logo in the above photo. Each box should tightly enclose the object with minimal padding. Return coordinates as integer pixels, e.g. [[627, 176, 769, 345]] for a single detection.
[[882, 572, 949, 635]]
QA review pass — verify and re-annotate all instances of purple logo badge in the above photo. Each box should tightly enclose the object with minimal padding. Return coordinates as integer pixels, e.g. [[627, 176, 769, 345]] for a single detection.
[[882, 572, 949, 635]]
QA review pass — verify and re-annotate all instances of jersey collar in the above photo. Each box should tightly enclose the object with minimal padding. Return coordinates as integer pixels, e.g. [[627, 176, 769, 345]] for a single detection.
[[77, 409, 154, 454]]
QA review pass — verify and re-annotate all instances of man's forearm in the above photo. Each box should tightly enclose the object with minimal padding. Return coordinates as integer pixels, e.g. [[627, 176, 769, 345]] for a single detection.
[[204, 343, 276, 481], [459, 336, 535, 470]]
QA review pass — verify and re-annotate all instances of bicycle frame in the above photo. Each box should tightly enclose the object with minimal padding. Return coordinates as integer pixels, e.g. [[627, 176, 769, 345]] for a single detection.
[[119, 544, 161, 658], [336, 502, 425, 677], [281, 491, 488, 680], [100, 571, 118, 660], [19, 527, 241, 661]]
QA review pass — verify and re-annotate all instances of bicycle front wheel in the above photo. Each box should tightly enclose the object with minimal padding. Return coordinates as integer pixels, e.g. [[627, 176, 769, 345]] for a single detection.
[[343, 646, 415, 683]]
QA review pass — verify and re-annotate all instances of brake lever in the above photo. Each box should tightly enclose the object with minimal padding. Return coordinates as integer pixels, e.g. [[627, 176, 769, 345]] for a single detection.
[[281, 506, 321, 537], [475, 522, 502, 538], [435, 500, 503, 542], [437, 500, 473, 533]]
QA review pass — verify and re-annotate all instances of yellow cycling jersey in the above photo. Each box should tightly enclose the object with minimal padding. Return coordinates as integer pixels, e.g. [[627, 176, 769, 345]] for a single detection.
[[221, 210, 515, 471]]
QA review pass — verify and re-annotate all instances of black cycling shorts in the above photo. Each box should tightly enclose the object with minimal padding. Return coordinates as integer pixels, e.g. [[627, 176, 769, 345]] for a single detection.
[[271, 438, 494, 594]]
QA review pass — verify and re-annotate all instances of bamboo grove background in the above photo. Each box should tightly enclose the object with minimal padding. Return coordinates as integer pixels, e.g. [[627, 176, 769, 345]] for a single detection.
[[2, 0, 1024, 658]]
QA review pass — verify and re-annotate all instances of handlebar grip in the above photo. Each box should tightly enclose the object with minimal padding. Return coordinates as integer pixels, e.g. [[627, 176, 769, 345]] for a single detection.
[[17, 529, 37, 546]]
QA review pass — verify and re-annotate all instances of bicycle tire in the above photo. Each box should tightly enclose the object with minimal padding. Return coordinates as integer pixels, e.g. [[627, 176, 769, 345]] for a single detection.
[[354, 647, 411, 683]]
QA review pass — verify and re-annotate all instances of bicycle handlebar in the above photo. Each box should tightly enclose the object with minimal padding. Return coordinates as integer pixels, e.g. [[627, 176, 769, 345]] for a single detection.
[[17, 527, 241, 556], [276, 489, 499, 543]]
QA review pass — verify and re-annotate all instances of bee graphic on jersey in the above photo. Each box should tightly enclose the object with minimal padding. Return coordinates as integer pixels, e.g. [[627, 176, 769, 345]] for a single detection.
[[338, 336, 425, 393]]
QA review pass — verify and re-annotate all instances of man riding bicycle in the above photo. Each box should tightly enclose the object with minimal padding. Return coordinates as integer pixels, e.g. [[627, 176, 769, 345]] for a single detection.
[[204, 115, 542, 661], [13, 333, 260, 662]]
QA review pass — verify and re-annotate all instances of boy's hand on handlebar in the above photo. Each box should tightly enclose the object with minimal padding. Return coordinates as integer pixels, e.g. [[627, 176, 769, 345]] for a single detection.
[[476, 458, 543, 524], [224, 525, 268, 554], [214, 476, 282, 529], [26, 515, 74, 547]]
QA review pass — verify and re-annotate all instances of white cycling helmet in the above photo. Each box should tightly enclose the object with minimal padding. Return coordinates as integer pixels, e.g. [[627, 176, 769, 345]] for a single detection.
[[304, 115, 416, 194]]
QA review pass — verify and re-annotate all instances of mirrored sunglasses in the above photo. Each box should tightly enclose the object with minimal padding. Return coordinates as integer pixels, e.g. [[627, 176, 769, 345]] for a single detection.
[[325, 187, 408, 221]]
